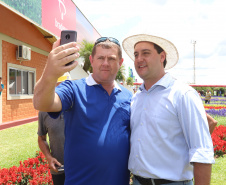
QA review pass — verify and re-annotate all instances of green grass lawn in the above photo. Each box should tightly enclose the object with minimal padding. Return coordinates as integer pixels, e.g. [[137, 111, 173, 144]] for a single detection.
[[0, 121, 39, 168], [211, 156, 226, 185], [0, 119, 226, 184], [212, 116, 226, 126]]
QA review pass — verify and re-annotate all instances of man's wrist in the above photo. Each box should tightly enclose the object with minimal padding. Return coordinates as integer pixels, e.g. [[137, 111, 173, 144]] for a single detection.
[[46, 155, 53, 163], [41, 72, 59, 85]]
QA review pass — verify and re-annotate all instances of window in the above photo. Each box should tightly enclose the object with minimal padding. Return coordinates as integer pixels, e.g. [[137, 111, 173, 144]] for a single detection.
[[7, 63, 36, 100]]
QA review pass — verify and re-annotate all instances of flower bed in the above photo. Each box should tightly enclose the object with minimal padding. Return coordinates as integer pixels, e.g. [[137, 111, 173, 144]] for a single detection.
[[201, 96, 226, 105], [204, 105, 226, 110], [206, 108, 226, 117], [0, 151, 53, 185], [211, 125, 226, 157]]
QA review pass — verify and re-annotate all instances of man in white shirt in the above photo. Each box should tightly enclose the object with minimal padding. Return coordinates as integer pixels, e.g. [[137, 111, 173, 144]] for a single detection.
[[123, 34, 215, 185]]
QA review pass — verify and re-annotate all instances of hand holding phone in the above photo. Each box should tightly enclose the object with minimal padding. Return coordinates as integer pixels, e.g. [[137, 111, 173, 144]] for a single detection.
[[60, 30, 77, 66], [56, 165, 64, 172]]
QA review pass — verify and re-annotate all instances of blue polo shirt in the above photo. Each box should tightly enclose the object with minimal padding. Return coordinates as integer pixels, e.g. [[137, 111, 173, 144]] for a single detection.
[[50, 75, 132, 185]]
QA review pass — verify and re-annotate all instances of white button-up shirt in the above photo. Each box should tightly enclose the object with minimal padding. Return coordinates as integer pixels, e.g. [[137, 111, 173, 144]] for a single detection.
[[129, 73, 215, 181]]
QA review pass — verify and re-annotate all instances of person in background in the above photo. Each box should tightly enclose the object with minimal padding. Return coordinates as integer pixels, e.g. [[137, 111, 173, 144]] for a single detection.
[[123, 34, 215, 185], [38, 111, 65, 185], [201, 90, 204, 96], [0, 77, 4, 95], [205, 89, 211, 104], [197, 90, 217, 134], [33, 37, 132, 185]]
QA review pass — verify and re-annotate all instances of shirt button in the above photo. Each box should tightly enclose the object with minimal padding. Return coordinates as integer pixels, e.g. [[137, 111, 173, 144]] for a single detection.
[[144, 108, 146, 110], [136, 155, 138, 158], [141, 123, 143, 125], [138, 139, 140, 141]]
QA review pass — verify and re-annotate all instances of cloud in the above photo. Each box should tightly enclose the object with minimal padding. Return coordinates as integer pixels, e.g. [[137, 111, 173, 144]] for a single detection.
[[215, 41, 226, 56], [75, 0, 226, 84], [75, 0, 148, 30]]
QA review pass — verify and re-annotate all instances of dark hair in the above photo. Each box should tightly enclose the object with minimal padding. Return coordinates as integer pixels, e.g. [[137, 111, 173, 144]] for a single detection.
[[153, 44, 167, 68], [92, 40, 122, 59]]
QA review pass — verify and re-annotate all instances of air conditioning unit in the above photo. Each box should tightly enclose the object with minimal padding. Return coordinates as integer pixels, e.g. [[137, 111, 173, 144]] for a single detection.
[[17, 45, 31, 61]]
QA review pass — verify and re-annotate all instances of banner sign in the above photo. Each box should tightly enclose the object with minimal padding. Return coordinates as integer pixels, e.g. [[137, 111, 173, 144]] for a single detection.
[[42, 0, 77, 37], [2, 0, 101, 42]]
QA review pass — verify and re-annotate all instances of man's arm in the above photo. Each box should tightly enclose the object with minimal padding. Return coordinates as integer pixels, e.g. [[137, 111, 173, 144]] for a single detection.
[[33, 40, 80, 112], [193, 163, 212, 185], [206, 113, 217, 134], [38, 135, 61, 172]]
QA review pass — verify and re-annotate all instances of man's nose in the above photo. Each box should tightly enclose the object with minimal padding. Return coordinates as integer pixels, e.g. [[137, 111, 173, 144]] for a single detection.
[[102, 58, 110, 65], [135, 54, 143, 62]]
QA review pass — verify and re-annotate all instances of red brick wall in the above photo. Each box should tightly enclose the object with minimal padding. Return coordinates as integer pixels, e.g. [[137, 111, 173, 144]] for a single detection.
[[1, 41, 47, 122], [0, 5, 52, 52]]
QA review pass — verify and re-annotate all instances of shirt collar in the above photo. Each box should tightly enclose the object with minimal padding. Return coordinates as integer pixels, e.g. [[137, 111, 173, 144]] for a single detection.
[[139, 73, 174, 91], [86, 74, 122, 91]]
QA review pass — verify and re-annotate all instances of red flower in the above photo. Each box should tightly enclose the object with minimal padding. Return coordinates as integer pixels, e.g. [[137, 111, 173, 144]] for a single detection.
[[0, 151, 53, 184], [211, 125, 226, 157]]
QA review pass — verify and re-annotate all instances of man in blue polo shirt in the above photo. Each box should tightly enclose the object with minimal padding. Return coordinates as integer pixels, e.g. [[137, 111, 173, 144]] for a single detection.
[[33, 37, 132, 184]]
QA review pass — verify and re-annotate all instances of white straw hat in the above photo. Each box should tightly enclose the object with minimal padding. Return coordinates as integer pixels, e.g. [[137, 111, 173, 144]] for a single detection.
[[122, 34, 179, 70]]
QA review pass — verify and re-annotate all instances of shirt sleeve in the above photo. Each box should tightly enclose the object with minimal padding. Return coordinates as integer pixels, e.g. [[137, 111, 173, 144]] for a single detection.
[[177, 89, 215, 164], [37, 112, 48, 136], [48, 80, 75, 119]]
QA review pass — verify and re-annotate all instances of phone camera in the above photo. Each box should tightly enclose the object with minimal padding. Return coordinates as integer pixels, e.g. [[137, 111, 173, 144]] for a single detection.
[[65, 34, 70, 40]]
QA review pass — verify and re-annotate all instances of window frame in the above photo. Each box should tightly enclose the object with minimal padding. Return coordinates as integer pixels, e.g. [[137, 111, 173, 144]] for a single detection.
[[7, 63, 36, 100]]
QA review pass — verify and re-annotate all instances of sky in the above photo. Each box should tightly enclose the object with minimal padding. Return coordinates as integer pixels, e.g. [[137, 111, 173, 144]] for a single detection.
[[74, 0, 226, 85]]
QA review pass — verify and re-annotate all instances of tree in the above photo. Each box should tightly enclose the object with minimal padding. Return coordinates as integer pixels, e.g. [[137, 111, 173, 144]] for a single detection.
[[79, 40, 94, 73], [126, 77, 134, 86], [116, 64, 126, 82]]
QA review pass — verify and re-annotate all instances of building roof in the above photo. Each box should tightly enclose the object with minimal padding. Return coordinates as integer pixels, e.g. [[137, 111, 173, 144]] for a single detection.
[[0, 1, 57, 44]]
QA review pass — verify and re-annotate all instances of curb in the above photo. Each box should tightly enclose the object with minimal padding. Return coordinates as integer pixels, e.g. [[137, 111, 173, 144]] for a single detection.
[[0, 116, 38, 131]]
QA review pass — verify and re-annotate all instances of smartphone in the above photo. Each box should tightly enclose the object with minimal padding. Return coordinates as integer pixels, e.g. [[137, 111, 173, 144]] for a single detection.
[[57, 165, 64, 172], [60, 30, 77, 66]]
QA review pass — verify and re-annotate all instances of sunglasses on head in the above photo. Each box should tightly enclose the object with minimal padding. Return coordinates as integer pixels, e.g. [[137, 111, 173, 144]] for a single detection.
[[94, 37, 120, 47]]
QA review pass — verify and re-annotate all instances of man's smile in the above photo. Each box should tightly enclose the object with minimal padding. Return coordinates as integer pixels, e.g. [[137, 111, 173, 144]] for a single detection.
[[138, 65, 147, 69]]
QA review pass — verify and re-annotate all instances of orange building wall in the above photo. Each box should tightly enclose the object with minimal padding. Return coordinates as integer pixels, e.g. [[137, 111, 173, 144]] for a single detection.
[[0, 4, 55, 123], [1, 41, 47, 122], [0, 4, 52, 52]]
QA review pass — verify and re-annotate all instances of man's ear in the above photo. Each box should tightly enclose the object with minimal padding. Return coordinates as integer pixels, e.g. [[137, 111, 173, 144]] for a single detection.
[[160, 51, 166, 63], [119, 58, 124, 66], [89, 55, 93, 66]]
